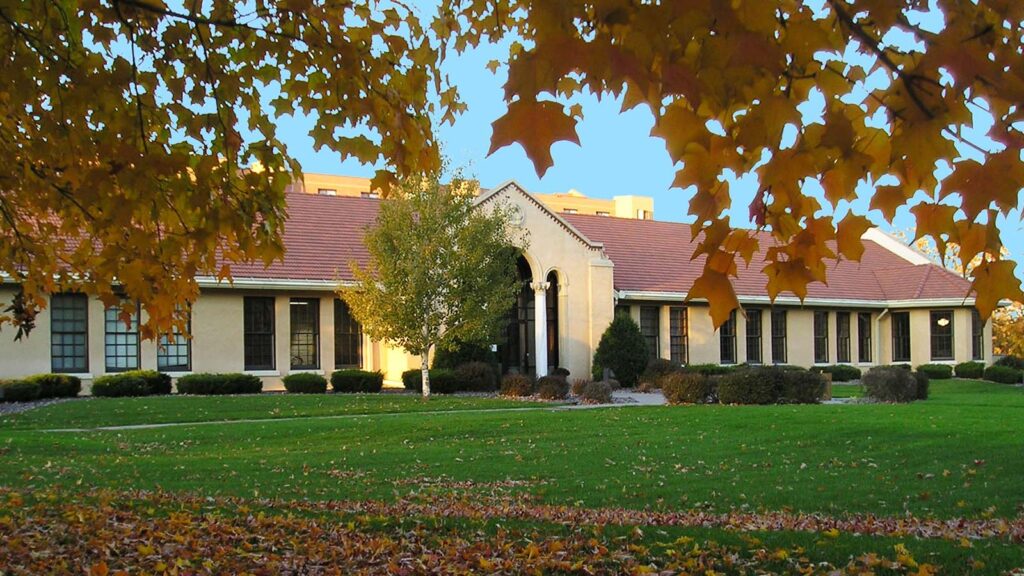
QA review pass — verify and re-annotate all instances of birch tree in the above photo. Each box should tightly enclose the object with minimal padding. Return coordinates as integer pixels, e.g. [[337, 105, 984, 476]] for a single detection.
[[342, 171, 520, 398]]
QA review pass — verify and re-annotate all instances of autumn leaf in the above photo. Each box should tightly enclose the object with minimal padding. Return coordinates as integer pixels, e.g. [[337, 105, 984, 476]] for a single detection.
[[686, 270, 739, 327], [488, 99, 580, 177], [970, 260, 1024, 320]]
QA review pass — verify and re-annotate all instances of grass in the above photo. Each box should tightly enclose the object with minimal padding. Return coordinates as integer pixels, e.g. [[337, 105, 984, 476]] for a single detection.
[[1, 379, 1021, 573]]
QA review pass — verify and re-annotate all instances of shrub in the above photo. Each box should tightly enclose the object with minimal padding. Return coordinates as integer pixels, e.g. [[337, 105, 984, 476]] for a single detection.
[[954, 361, 985, 379], [912, 371, 930, 400], [717, 367, 782, 405], [92, 374, 151, 397], [425, 369, 463, 394], [862, 366, 918, 402], [536, 376, 569, 400], [681, 364, 737, 377], [780, 370, 826, 404], [432, 339, 499, 375], [122, 370, 173, 395], [995, 355, 1024, 370], [638, 358, 680, 389], [0, 379, 40, 402], [591, 314, 648, 387], [454, 361, 498, 392], [984, 364, 1022, 384], [500, 374, 534, 397], [580, 380, 613, 404], [24, 374, 81, 398], [177, 373, 263, 395], [330, 370, 384, 393], [402, 369, 422, 391], [551, 367, 571, 379], [282, 372, 328, 393], [570, 378, 590, 396], [661, 372, 710, 405], [916, 363, 953, 379], [816, 365, 861, 382]]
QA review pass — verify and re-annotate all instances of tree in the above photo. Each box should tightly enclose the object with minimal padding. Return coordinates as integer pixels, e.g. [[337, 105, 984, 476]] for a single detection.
[[592, 313, 649, 388], [341, 170, 520, 398]]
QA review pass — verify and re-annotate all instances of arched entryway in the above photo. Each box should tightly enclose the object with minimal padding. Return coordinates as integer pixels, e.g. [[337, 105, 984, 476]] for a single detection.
[[497, 256, 559, 377]]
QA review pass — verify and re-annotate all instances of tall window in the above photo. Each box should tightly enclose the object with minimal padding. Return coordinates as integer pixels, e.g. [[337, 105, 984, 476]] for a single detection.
[[104, 302, 140, 372], [930, 310, 954, 361], [51, 294, 88, 373], [334, 299, 363, 367], [891, 311, 911, 362], [290, 298, 320, 369], [746, 309, 762, 364], [972, 310, 984, 361], [669, 306, 689, 364], [836, 312, 851, 363], [813, 311, 829, 364], [720, 310, 737, 365], [157, 312, 191, 372], [771, 309, 787, 364], [244, 297, 276, 370], [857, 312, 872, 363], [640, 306, 660, 360]]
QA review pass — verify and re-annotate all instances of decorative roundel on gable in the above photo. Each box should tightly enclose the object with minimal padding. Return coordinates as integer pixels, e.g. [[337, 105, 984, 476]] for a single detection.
[[510, 203, 525, 226]]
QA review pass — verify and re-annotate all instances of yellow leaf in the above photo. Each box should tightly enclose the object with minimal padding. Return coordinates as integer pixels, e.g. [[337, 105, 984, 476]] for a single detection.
[[835, 214, 872, 261], [971, 260, 1024, 320], [686, 269, 738, 328], [488, 99, 580, 177], [651, 101, 709, 164]]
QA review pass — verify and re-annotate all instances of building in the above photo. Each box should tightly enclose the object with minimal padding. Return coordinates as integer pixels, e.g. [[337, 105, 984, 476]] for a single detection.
[[0, 178, 990, 391]]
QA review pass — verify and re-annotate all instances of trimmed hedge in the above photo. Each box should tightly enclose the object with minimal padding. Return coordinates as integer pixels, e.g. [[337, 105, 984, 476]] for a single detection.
[[954, 361, 985, 379], [330, 370, 384, 393], [282, 372, 328, 393], [681, 364, 737, 377], [454, 361, 498, 392], [780, 370, 827, 404], [591, 314, 648, 387], [661, 372, 710, 405], [994, 355, 1024, 370], [0, 379, 41, 402], [122, 370, 173, 395], [816, 365, 861, 382], [912, 371, 930, 400], [402, 368, 472, 393], [916, 363, 953, 380], [717, 368, 783, 405], [551, 367, 571, 379], [862, 366, 918, 402], [984, 364, 1022, 384], [580, 380, 613, 404], [536, 375, 569, 400], [500, 374, 534, 397], [638, 358, 680, 389], [92, 373, 151, 397], [432, 339, 499, 374], [177, 373, 263, 395], [24, 374, 81, 398]]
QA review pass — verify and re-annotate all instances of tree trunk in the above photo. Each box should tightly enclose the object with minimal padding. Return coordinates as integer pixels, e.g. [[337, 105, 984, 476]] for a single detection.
[[420, 350, 431, 399]]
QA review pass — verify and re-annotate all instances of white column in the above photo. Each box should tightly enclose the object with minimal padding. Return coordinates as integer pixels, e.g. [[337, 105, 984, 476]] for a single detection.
[[532, 281, 550, 377]]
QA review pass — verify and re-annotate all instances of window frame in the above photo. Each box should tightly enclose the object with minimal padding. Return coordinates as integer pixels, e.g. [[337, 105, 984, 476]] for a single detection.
[[289, 297, 320, 370], [857, 312, 872, 363], [639, 305, 660, 360], [50, 293, 89, 373], [836, 311, 851, 364], [334, 299, 363, 368], [971, 309, 984, 361], [104, 301, 141, 372], [669, 306, 689, 364], [891, 311, 911, 363], [770, 309, 787, 364], [930, 309, 955, 361], [813, 311, 829, 364], [746, 308, 763, 364], [243, 297, 276, 371], [157, 311, 192, 372], [720, 310, 737, 365]]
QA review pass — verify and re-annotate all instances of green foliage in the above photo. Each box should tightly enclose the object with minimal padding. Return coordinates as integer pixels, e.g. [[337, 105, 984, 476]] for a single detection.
[[176, 373, 263, 395], [23, 374, 81, 398], [121, 370, 173, 395], [661, 372, 711, 405], [453, 362, 498, 392], [984, 365, 1022, 384], [551, 367, 571, 379], [570, 378, 589, 397], [815, 365, 861, 382], [536, 376, 569, 400], [591, 314, 648, 387], [433, 340, 500, 375], [779, 371, 826, 404], [717, 368, 783, 405], [282, 373, 328, 394], [681, 364, 737, 377], [330, 370, 384, 393], [916, 363, 953, 379], [638, 358, 681, 389], [863, 367, 918, 403], [424, 369, 464, 394], [913, 372, 930, 401], [344, 169, 520, 398], [954, 361, 985, 379], [92, 374, 151, 398], [580, 381, 613, 404], [499, 374, 534, 397], [0, 379, 40, 402], [994, 355, 1024, 370]]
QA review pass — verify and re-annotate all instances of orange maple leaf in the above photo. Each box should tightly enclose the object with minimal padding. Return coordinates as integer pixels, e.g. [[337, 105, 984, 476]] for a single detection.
[[488, 99, 580, 178]]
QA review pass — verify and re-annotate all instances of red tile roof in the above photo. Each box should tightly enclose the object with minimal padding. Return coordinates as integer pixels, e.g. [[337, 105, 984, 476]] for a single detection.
[[225, 193, 973, 302]]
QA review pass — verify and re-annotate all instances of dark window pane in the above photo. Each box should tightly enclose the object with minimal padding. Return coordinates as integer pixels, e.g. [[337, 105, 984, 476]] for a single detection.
[[858, 312, 872, 363], [104, 302, 140, 372], [971, 310, 984, 361], [669, 306, 688, 364], [813, 311, 829, 364], [290, 298, 320, 369], [892, 312, 911, 362], [771, 309, 787, 364], [930, 310, 954, 361], [720, 310, 737, 364], [640, 306, 660, 360], [746, 309, 762, 364], [244, 297, 276, 370], [334, 299, 363, 368], [836, 312, 851, 363], [51, 294, 89, 373]]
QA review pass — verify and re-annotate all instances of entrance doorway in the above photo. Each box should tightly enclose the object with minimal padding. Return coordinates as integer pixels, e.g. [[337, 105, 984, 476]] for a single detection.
[[497, 256, 559, 376]]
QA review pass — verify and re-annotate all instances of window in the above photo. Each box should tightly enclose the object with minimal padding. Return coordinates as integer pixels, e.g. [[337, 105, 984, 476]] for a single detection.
[[640, 305, 660, 360], [720, 310, 737, 364], [813, 311, 829, 364], [636, 209, 651, 220], [334, 299, 363, 367], [669, 306, 689, 364], [51, 294, 88, 373], [858, 312, 872, 363], [596, 211, 610, 217], [972, 310, 984, 361], [157, 312, 191, 372], [746, 309, 762, 364], [891, 311, 911, 362], [317, 188, 337, 196], [770, 309, 787, 364], [290, 298, 320, 369], [104, 302, 140, 372], [244, 297, 276, 370], [836, 312, 851, 363], [563, 208, 578, 214], [360, 191, 380, 198], [930, 310, 954, 361]]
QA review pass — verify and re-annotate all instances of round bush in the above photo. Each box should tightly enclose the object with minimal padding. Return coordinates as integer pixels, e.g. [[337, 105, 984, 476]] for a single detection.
[[536, 375, 569, 400], [500, 374, 533, 397], [638, 358, 680, 389], [24, 374, 81, 398], [780, 370, 826, 404], [912, 371, 930, 400], [661, 372, 710, 404], [716, 368, 782, 405], [862, 367, 918, 402], [570, 378, 589, 396], [551, 367, 571, 379], [591, 314, 648, 387], [0, 379, 41, 402], [580, 380, 613, 404], [984, 364, 1022, 384], [177, 373, 263, 395], [401, 369, 423, 391], [681, 364, 737, 377], [282, 372, 328, 393], [92, 374, 150, 397], [995, 355, 1024, 370], [121, 370, 173, 395], [330, 370, 384, 393], [425, 369, 462, 394], [954, 361, 985, 379], [454, 361, 498, 392], [916, 363, 953, 379], [432, 339, 499, 373]]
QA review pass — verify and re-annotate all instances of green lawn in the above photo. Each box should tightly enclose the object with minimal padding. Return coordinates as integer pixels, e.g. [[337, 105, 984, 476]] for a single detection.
[[2, 379, 1022, 573]]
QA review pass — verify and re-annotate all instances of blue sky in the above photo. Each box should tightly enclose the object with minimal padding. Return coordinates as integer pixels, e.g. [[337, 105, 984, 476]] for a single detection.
[[272, 4, 1024, 280]]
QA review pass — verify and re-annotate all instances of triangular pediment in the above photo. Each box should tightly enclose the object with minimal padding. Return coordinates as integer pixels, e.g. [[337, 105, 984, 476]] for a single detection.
[[475, 180, 604, 253]]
